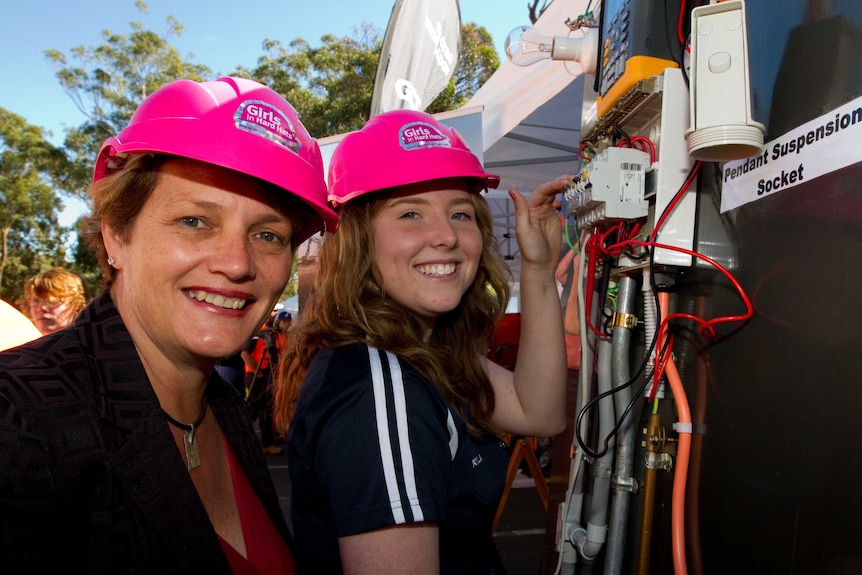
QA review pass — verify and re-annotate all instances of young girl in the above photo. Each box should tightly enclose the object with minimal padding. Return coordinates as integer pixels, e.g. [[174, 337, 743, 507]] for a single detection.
[[276, 109, 570, 574]]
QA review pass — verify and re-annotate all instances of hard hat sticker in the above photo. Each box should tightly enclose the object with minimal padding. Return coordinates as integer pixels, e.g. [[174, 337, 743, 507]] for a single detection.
[[399, 121, 451, 151], [235, 100, 302, 154]]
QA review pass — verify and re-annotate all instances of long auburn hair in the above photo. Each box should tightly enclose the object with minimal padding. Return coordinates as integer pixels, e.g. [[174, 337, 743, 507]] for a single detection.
[[274, 187, 512, 435]]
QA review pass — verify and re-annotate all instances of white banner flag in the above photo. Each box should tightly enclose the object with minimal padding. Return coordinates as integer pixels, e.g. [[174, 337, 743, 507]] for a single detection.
[[370, 0, 461, 117]]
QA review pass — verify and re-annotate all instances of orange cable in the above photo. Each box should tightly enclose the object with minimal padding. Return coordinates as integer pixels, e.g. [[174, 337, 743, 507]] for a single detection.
[[659, 291, 691, 575]]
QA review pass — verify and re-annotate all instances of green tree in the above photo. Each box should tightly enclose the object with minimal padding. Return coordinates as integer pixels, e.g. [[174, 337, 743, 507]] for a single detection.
[[44, 0, 212, 202], [0, 108, 68, 300], [237, 23, 383, 137], [242, 21, 500, 138], [40, 0, 213, 291]]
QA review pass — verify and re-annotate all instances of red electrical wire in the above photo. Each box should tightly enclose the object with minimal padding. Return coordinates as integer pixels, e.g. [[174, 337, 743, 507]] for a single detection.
[[605, 239, 755, 336], [584, 219, 651, 337], [599, 221, 624, 250], [648, 331, 676, 402], [583, 233, 605, 338], [632, 136, 657, 163], [598, 162, 749, 343], [650, 161, 701, 242], [615, 135, 657, 163], [585, 221, 637, 337]]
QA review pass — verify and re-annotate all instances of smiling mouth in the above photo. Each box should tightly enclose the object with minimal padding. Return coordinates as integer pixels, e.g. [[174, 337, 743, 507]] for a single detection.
[[184, 289, 247, 310], [416, 263, 456, 276]]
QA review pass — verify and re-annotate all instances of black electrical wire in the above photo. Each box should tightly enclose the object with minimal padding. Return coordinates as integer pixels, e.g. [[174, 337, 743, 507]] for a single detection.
[[621, 244, 648, 261], [612, 124, 634, 149], [620, 221, 648, 260]]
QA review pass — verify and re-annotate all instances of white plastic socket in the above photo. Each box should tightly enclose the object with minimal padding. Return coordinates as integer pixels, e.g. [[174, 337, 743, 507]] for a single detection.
[[685, 0, 765, 162]]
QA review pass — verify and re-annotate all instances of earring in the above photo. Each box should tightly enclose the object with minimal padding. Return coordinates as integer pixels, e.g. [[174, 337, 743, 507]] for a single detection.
[[107, 256, 115, 267]]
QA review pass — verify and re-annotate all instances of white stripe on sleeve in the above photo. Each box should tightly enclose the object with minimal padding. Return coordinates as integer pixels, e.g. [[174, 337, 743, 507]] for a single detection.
[[368, 346, 406, 523], [446, 410, 458, 461], [385, 352, 424, 522]]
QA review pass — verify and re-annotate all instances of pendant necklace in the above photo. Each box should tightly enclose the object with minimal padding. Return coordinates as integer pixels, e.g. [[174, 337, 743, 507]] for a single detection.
[[162, 391, 208, 471]]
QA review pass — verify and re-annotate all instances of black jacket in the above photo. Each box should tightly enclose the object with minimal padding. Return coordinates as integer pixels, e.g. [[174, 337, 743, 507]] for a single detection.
[[0, 291, 292, 573]]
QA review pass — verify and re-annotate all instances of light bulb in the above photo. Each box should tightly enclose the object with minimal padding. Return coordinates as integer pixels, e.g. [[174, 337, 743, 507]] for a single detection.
[[505, 26, 554, 66], [505, 25, 598, 74]]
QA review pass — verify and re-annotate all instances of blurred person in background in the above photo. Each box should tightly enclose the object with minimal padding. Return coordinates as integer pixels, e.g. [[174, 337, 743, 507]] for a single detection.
[[24, 267, 88, 335], [274, 310, 292, 334], [243, 309, 292, 455], [0, 76, 338, 573]]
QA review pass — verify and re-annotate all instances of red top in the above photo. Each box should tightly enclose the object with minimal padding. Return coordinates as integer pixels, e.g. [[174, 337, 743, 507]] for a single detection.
[[218, 438, 295, 575]]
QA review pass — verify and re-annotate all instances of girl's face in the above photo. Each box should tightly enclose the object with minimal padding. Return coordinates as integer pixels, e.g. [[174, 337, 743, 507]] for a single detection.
[[371, 183, 482, 331]]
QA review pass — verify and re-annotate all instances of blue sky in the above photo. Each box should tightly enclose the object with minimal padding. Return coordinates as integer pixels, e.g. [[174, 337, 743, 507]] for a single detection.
[[0, 0, 535, 224]]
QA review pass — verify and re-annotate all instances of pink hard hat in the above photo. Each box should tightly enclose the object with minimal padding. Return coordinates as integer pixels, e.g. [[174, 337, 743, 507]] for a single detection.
[[93, 76, 338, 240], [327, 109, 500, 207]]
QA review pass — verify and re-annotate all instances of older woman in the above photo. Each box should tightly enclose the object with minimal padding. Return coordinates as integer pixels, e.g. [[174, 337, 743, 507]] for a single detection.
[[276, 109, 569, 574], [0, 77, 337, 573], [24, 267, 88, 335]]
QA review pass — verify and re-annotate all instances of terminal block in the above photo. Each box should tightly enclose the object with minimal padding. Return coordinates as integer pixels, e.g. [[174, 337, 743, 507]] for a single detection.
[[565, 147, 651, 227]]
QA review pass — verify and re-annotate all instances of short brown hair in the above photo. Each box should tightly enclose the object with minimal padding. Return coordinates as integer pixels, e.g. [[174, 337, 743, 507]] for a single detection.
[[24, 267, 88, 316]]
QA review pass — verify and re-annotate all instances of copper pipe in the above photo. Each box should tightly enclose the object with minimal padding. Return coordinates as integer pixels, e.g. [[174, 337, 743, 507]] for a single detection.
[[636, 413, 662, 575], [637, 466, 658, 574]]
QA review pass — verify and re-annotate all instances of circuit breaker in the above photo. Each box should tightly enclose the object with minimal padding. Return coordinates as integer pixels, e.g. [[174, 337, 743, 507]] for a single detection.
[[565, 146, 651, 227]]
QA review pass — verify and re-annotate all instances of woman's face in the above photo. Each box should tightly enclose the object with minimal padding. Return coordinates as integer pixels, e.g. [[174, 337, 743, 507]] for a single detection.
[[28, 297, 78, 335], [371, 184, 483, 328], [104, 158, 295, 369]]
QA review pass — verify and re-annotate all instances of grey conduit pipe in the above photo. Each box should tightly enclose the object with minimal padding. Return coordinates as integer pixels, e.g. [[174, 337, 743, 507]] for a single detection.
[[561, 255, 601, 575], [569, 335, 615, 562], [603, 275, 639, 575]]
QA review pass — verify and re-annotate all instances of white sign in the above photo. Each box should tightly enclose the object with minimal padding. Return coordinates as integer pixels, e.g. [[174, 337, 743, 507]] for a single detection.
[[720, 95, 862, 213]]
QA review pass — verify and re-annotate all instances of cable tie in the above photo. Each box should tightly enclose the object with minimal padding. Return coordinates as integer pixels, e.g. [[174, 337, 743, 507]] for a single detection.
[[694, 423, 708, 435], [673, 421, 693, 434]]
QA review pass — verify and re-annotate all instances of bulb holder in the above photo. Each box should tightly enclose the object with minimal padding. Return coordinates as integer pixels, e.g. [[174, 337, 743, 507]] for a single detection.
[[551, 29, 598, 75], [505, 25, 598, 73]]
